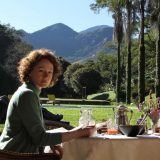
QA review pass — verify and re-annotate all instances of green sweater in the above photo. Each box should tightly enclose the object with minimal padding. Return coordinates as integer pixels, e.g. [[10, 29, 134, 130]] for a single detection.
[[0, 82, 62, 153]]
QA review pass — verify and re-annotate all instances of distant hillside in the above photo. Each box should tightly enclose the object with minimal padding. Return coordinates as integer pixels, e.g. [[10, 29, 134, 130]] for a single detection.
[[23, 23, 114, 61], [79, 25, 111, 34]]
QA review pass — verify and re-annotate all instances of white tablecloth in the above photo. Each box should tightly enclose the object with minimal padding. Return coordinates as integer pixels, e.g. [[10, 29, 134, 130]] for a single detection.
[[62, 134, 160, 160]]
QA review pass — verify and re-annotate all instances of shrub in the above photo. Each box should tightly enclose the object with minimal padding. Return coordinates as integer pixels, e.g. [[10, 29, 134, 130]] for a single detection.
[[87, 92, 109, 100]]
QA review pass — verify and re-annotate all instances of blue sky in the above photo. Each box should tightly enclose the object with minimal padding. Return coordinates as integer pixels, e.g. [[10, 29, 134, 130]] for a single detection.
[[0, 0, 114, 33]]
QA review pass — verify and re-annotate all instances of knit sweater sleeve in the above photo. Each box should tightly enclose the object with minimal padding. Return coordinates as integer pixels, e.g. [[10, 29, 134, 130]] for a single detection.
[[17, 90, 62, 146]]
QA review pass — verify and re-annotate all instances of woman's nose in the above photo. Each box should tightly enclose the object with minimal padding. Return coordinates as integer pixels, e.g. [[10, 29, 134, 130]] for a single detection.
[[44, 71, 49, 77]]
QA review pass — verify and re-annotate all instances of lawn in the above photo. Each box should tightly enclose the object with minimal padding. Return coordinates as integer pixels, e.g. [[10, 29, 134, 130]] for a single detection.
[[0, 105, 152, 133], [46, 105, 148, 127], [47, 107, 116, 126]]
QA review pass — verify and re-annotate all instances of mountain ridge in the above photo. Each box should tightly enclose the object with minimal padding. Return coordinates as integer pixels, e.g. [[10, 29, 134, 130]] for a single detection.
[[23, 23, 114, 61]]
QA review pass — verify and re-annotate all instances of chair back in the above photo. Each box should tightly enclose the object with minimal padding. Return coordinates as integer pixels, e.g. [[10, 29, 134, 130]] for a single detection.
[[0, 150, 61, 160], [47, 94, 55, 101]]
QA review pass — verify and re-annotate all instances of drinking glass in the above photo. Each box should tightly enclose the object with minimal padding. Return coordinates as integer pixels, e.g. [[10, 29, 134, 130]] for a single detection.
[[79, 108, 96, 128], [107, 118, 118, 135]]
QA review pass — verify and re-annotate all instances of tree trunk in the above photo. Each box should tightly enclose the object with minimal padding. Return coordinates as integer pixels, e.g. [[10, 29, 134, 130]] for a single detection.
[[138, 0, 145, 103], [155, 25, 160, 97], [126, 40, 131, 103], [116, 42, 121, 102], [126, 0, 132, 104]]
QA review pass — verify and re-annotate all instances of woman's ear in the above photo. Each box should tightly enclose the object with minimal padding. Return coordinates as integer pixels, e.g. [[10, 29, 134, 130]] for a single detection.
[[25, 75, 30, 82]]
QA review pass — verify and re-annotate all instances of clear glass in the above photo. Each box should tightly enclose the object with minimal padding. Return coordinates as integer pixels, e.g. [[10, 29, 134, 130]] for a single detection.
[[107, 118, 118, 135], [79, 108, 96, 128]]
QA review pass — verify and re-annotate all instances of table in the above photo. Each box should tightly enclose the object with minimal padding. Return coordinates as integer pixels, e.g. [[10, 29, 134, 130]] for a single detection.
[[62, 134, 160, 160]]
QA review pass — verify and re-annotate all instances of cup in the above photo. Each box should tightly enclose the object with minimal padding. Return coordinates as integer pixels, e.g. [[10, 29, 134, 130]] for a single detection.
[[107, 118, 118, 135], [79, 108, 96, 128]]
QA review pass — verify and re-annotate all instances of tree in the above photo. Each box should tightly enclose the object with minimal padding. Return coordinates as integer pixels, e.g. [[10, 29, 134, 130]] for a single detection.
[[83, 59, 96, 70], [4, 41, 32, 81], [137, 0, 146, 102], [0, 23, 33, 94], [0, 65, 17, 95], [71, 67, 102, 95], [0, 24, 22, 65], [125, 0, 136, 103], [150, 0, 160, 97], [95, 52, 117, 86], [90, 0, 125, 102], [64, 63, 84, 89]]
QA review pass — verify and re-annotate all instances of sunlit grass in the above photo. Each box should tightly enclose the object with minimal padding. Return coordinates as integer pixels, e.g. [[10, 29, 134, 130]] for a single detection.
[[47, 107, 115, 126], [0, 105, 152, 133], [47, 106, 150, 127]]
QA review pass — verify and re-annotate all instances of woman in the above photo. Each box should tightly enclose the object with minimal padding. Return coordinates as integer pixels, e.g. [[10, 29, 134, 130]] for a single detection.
[[0, 48, 95, 154]]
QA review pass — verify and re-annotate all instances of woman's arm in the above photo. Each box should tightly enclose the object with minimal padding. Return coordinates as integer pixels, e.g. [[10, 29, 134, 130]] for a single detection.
[[62, 126, 95, 142]]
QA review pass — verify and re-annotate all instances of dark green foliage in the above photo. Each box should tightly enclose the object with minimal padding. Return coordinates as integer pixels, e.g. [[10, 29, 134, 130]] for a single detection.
[[95, 52, 117, 85], [0, 23, 32, 95], [71, 67, 102, 95], [0, 66, 18, 95], [132, 91, 138, 100], [64, 53, 117, 97], [119, 90, 126, 102], [0, 24, 15, 64], [4, 41, 32, 80], [64, 63, 84, 89]]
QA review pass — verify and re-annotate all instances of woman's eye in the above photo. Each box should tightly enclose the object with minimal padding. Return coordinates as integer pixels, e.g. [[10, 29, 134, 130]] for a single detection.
[[48, 71, 53, 74], [39, 69, 44, 72]]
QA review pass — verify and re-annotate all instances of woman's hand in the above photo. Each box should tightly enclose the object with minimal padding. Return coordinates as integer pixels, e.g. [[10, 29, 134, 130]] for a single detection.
[[62, 125, 96, 142], [50, 144, 63, 159], [71, 125, 96, 137], [80, 126, 96, 137]]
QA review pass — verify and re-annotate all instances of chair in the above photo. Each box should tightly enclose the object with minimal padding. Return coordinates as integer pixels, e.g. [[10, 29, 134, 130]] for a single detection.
[[42, 107, 74, 130], [47, 94, 55, 105], [0, 120, 72, 160], [0, 149, 61, 160], [44, 119, 74, 130]]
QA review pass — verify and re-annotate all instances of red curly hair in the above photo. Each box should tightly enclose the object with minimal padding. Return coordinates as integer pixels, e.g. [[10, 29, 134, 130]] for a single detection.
[[18, 48, 61, 87]]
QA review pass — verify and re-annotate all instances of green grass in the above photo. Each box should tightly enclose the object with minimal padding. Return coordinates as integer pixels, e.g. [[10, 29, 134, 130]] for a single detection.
[[0, 105, 152, 133], [47, 107, 115, 126], [47, 106, 152, 128], [47, 106, 151, 127]]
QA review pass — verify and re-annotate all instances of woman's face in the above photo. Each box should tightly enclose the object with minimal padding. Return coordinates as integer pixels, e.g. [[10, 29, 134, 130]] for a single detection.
[[29, 59, 54, 89]]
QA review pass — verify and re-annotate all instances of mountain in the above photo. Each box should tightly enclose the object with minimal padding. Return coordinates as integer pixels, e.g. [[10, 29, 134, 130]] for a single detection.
[[79, 25, 111, 34], [23, 23, 113, 62]]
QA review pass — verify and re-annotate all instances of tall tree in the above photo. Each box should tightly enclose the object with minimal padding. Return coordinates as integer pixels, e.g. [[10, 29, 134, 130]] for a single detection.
[[132, 0, 146, 102], [0, 23, 33, 94], [138, 0, 146, 103], [0, 24, 21, 65], [125, 0, 136, 103], [150, 0, 160, 97], [125, 0, 132, 103], [4, 41, 32, 81], [90, 0, 125, 102]]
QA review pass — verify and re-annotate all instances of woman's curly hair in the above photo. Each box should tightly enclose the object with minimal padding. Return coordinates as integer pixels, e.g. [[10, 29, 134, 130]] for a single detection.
[[18, 48, 61, 87]]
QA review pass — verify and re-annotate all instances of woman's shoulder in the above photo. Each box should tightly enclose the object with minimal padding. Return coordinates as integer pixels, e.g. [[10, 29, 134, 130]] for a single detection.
[[12, 85, 36, 102], [18, 84, 35, 96], [8, 85, 36, 108]]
